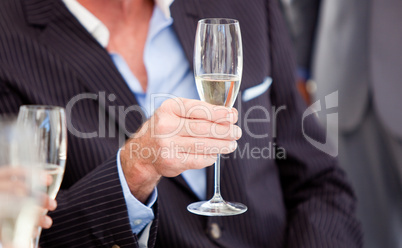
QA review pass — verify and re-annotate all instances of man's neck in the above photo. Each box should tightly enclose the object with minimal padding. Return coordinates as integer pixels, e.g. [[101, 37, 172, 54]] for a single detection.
[[77, 0, 154, 29], [77, 0, 154, 91]]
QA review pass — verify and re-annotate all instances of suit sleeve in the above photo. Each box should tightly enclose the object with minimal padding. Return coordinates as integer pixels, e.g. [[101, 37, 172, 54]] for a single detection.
[[267, 1, 363, 247]]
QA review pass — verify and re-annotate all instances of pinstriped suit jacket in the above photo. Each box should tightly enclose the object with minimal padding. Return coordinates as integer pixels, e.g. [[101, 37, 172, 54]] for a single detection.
[[0, 0, 362, 247]]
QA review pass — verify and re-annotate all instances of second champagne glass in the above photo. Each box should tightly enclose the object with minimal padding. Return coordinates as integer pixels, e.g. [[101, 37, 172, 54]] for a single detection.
[[17, 105, 67, 247], [0, 119, 43, 248], [187, 18, 247, 216]]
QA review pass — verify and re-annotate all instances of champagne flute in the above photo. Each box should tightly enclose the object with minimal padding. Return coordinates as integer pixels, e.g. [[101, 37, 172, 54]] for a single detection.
[[187, 18, 247, 216], [0, 119, 43, 248], [17, 105, 67, 247]]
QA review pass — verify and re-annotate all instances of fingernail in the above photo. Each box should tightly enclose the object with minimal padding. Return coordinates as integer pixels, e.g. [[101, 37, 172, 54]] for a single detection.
[[232, 108, 238, 115], [44, 216, 52, 227], [50, 199, 57, 210], [235, 126, 242, 139], [227, 113, 234, 121], [230, 141, 238, 151]]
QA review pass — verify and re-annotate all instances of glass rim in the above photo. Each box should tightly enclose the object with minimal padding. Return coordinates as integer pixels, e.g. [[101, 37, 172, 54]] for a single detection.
[[19, 105, 65, 112], [198, 18, 239, 25]]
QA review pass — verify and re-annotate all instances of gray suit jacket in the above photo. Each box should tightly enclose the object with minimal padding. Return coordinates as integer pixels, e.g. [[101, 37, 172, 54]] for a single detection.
[[313, 0, 402, 136]]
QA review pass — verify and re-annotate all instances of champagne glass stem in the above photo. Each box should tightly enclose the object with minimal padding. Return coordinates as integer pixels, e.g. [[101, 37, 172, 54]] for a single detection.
[[210, 155, 224, 203], [32, 227, 42, 248], [32, 210, 47, 248]]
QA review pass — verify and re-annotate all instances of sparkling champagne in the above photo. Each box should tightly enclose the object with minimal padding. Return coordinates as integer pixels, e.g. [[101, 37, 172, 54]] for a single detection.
[[44, 163, 65, 200], [195, 74, 241, 107]]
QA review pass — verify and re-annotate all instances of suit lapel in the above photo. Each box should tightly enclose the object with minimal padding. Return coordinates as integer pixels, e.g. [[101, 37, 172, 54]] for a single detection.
[[24, 0, 145, 136], [170, 0, 203, 70]]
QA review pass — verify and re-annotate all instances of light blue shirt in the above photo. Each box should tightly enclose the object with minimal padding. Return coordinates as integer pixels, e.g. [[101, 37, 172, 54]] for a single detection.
[[113, 5, 207, 234]]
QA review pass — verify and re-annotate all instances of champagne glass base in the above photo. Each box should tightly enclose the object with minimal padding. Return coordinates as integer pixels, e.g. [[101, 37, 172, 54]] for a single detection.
[[187, 200, 247, 216]]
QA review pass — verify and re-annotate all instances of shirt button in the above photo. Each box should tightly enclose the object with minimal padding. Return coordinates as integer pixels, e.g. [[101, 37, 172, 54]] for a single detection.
[[134, 219, 142, 226], [209, 223, 221, 239]]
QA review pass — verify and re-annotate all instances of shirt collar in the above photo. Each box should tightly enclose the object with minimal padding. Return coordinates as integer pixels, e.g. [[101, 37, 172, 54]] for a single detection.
[[62, 0, 174, 48], [155, 0, 174, 19]]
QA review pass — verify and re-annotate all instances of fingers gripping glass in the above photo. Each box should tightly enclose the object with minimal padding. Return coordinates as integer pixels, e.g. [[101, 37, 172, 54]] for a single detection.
[[187, 18, 247, 216]]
